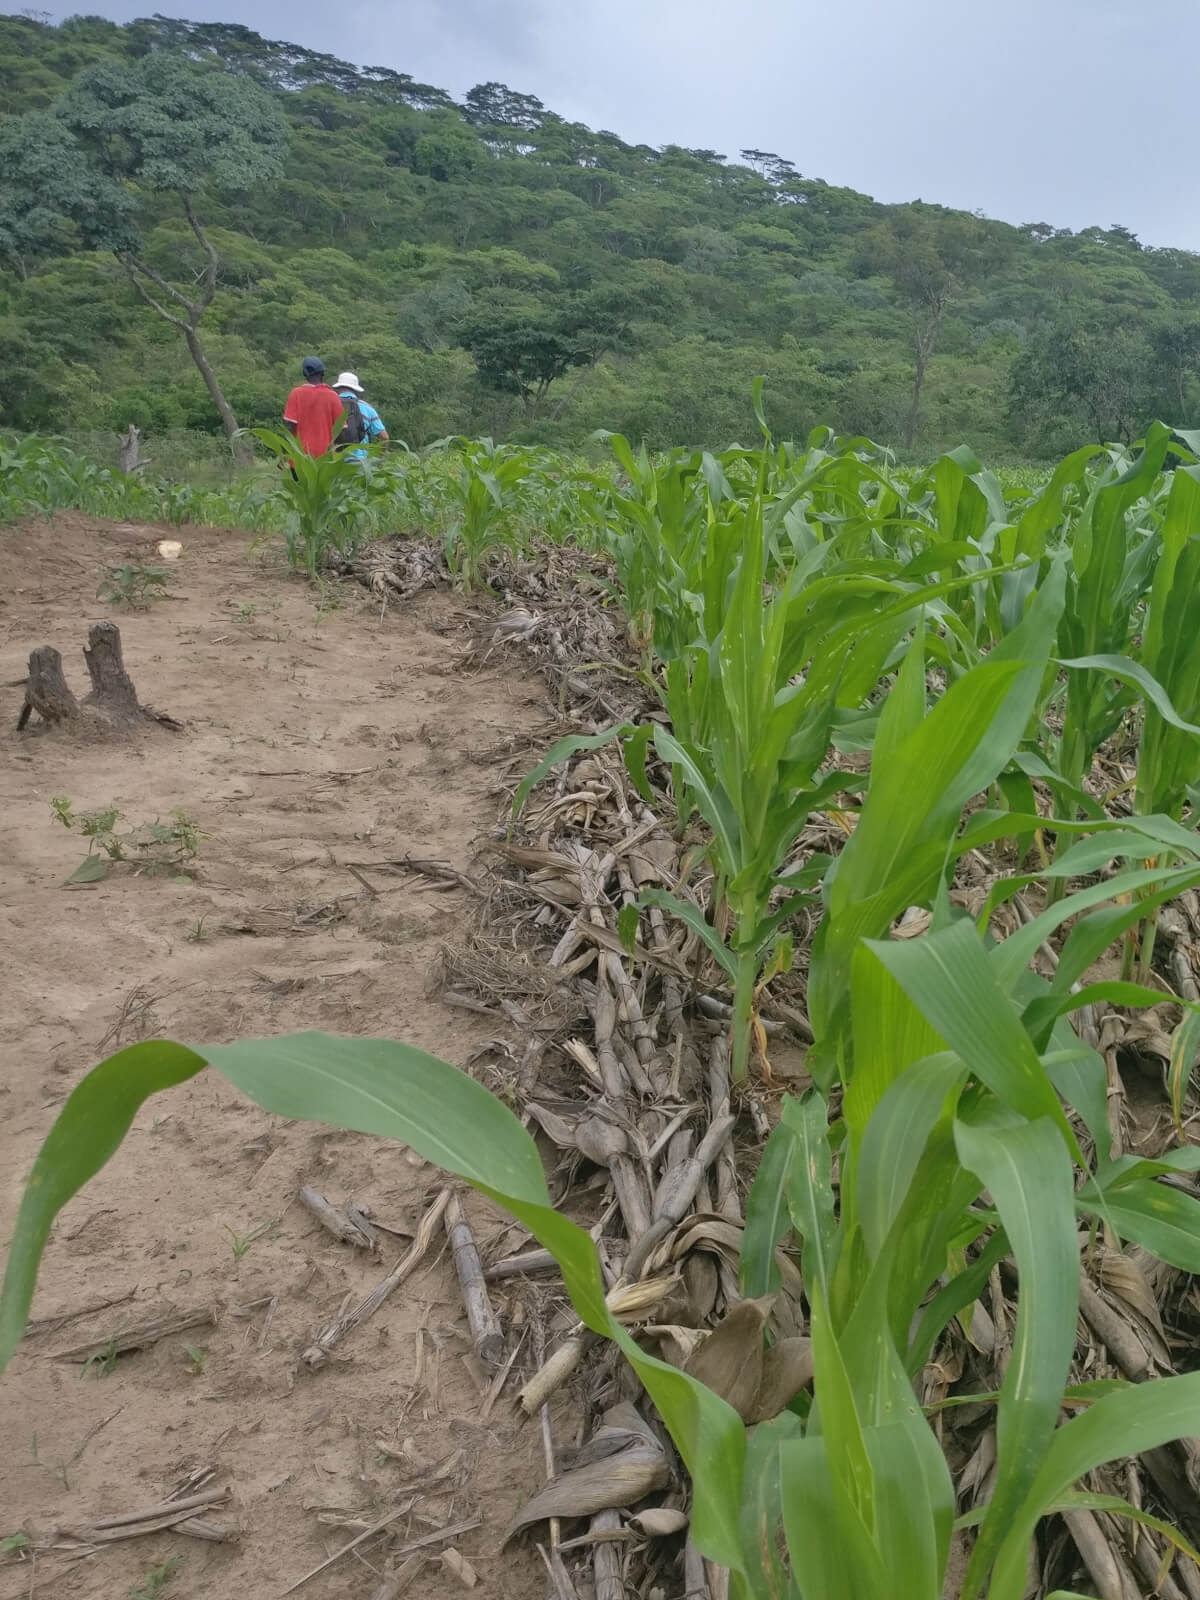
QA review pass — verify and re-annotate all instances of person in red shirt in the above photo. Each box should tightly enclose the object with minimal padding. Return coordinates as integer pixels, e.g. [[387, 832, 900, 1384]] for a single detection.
[[283, 357, 343, 455]]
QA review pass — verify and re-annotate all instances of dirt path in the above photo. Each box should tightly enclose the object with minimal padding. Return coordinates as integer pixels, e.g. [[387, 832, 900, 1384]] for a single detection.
[[0, 516, 552, 1600]]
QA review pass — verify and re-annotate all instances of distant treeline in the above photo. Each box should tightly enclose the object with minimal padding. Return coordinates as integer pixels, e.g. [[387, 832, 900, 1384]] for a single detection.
[[2, 12, 1198, 456]]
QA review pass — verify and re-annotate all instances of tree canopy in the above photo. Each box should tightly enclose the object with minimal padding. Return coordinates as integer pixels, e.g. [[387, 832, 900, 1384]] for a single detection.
[[0, 11, 1196, 454]]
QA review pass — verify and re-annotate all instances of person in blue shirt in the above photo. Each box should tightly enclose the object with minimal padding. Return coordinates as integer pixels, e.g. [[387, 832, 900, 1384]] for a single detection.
[[332, 371, 388, 461]]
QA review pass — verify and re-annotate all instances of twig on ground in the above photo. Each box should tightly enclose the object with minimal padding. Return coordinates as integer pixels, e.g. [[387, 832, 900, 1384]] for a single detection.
[[52, 1304, 217, 1362], [445, 1194, 505, 1366], [281, 1513, 481, 1596], [299, 1185, 379, 1250], [300, 1188, 451, 1370]]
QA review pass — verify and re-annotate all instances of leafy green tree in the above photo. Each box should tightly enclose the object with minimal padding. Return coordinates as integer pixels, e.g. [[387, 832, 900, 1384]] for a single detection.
[[1, 53, 286, 441], [463, 314, 592, 420], [462, 82, 546, 132], [1009, 316, 1155, 444]]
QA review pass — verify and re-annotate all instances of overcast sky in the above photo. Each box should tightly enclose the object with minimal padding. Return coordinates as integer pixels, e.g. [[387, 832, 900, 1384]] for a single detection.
[[23, 0, 1200, 250]]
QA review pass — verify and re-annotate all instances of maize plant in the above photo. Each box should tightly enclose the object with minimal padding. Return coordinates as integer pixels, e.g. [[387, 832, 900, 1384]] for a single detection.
[[241, 426, 385, 575]]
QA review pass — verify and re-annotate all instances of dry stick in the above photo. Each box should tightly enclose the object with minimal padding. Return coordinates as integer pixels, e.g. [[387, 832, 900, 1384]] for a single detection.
[[1077, 1276, 1154, 1381], [299, 1185, 379, 1250], [280, 1514, 481, 1597], [590, 976, 652, 1241], [625, 1112, 737, 1282], [1126, 1530, 1189, 1600], [23, 1289, 138, 1341], [518, 1333, 597, 1416], [481, 1329, 526, 1421], [1063, 1507, 1140, 1600], [591, 1509, 624, 1600], [683, 1534, 711, 1600], [534, 1319, 563, 1557], [537, 1542, 582, 1600], [301, 1188, 451, 1370], [367, 1554, 425, 1600], [256, 1296, 278, 1352], [445, 1194, 505, 1367], [58, 1488, 236, 1545], [53, 1304, 217, 1362], [485, 1248, 558, 1281]]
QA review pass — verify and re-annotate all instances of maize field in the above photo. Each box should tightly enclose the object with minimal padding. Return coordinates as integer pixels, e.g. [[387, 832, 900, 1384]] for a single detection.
[[7, 403, 1200, 1599]]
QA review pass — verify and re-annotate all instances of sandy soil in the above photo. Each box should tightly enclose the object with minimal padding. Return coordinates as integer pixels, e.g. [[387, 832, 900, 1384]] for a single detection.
[[0, 515, 556, 1600]]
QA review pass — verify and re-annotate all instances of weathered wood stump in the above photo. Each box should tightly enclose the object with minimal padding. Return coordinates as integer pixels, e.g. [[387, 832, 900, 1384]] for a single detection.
[[16, 646, 81, 731], [82, 621, 144, 728], [118, 422, 141, 474], [15, 622, 177, 734]]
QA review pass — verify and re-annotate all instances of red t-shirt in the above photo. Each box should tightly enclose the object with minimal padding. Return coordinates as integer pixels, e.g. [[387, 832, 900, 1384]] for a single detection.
[[283, 384, 344, 455]]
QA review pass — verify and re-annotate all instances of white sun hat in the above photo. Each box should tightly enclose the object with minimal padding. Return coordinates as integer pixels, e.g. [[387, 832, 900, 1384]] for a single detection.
[[334, 371, 364, 393]]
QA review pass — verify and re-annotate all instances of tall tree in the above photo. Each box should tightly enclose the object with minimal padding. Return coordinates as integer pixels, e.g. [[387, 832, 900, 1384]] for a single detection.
[[1, 53, 287, 441], [1009, 316, 1155, 444], [859, 211, 987, 446]]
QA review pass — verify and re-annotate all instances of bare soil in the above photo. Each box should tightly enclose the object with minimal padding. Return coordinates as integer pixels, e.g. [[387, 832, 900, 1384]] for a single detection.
[[0, 516, 554, 1600]]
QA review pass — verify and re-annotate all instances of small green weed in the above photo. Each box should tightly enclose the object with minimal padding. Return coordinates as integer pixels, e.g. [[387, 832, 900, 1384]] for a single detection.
[[50, 799, 206, 885], [1, 1532, 31, 1557], [181, 1344, 206, 1375], [24, 1434, 69, 1490], [81, 1337, 119, 1378], [129, 1556, 181, 1599], [97, 562, 173, 610], [185, 916, 209, 943], [225, 1217, 275, 1259]]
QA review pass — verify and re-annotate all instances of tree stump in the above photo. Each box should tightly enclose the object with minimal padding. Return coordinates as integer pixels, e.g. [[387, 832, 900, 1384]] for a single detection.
[[15, 623, 176, 734], [82, 621, 144, 728], [17, 646, 81, 731], [118, 423, 142, 474]]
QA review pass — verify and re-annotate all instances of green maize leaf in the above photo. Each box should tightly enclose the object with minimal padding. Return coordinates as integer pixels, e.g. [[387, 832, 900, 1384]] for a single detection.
[[867, 921, 1074, 1147], [205, 1036, 747, 1562], [1094, 1146, 1200, 1186], [1048, 868, 1200, 997], [1049, 1491, 1200, 1565], [989, 1371, 1200, 1600], [957, 1489, 1200, 1565], [989, 861, 1200, 991], [929, 1379, 1130, 1415], [1, 1033, 748, 1568], [652, 724, 741, 871], [1169, 1004, 1200, 1126], [960, 805, 1199, 866], [634, 887, 736, 978], [1044, 826, 1198, 878], [1076, 1175, 1200, 1271], [808, 1287, 877, 1537], [907, 1227, 1010, 1376], [870, 616, 928, 774], [810, 563, 1066, 1055], [955, 1117, 1078, 1600], [738, 1412, 803, 1600], [740, 1119, 798, 1298], [844, 939, 947, 1156], [780, 1435, 883, 1600], [1021, 979, 1185, 1041], [1136, 465, 1200, 816], [856, 1053, 966, 1259], [512, 724, 634, 815], [0, 1039, 209, 1372], [1040, 1032, 1111, 1165], [855, 1119, 983, 1366], [781, 1094, 839, 1304], [866, 1419, 954, 1599], [1057, 652, 1200, 737]]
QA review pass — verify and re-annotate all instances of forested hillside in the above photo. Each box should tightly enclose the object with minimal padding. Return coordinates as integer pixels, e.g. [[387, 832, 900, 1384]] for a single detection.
[[3, 10, 1199, 456]]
